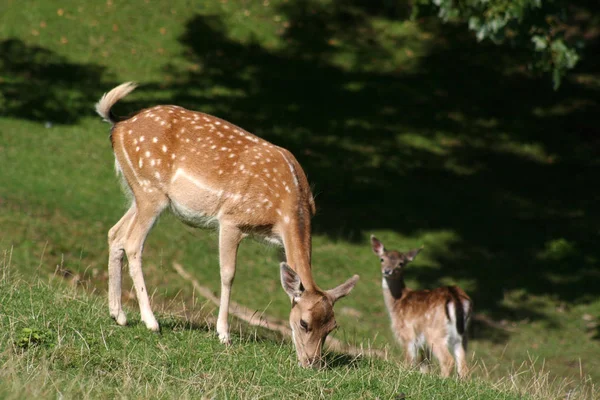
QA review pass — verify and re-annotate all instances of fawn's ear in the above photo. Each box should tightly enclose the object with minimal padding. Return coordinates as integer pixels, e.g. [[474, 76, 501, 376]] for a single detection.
[[370, 235, 385, 256], [404, 247, 423, 262], [280, 263, 304, 300]]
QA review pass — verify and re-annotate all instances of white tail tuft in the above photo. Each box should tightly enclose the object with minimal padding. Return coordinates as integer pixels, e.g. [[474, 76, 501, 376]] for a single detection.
[[95, 82, 138, 124]]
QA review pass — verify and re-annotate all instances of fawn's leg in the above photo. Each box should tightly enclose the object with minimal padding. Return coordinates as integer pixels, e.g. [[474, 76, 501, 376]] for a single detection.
[[430, 340, 455, 377], [403, 338, 420, 370], [453, 338, 469, 378]]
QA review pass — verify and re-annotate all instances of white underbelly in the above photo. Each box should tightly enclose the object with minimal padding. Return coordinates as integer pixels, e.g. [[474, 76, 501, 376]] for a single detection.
[[168, 168, 223, 227], [169, 198, 220, 228]]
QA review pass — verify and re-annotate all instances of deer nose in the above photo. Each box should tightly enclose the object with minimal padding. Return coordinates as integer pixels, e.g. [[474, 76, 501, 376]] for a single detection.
[[383, 269, 393, 276]]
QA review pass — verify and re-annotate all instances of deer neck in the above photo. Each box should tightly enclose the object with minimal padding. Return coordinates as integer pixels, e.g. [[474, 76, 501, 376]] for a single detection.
[[382, 276, 406, 313], [280, 206, 318, 291]]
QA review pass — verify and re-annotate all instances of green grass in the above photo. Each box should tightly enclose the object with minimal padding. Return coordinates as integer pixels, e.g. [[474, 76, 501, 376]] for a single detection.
[[1, 0, 599, 398], [0, 270, 534, 400]]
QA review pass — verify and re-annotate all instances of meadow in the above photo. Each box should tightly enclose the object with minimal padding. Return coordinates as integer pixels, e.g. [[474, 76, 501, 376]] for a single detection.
[[1, 0, 599, 398]]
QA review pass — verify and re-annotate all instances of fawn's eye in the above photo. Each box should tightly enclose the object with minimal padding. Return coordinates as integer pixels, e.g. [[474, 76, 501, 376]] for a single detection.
[[380, 258, 384, 262], [300, 319, 308, 331]]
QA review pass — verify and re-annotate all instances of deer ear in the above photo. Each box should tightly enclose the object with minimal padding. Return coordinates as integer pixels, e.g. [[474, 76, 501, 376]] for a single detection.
[[280, 263, 303, 300], [404, 247, 423, 262], [370, 235, 385, 256], [327, 275, 360, 303]]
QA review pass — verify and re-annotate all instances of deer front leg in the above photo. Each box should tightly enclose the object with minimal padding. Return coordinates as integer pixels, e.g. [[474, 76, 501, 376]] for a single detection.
[[216, 222, 243, 344], [107, 206, 136, 326]]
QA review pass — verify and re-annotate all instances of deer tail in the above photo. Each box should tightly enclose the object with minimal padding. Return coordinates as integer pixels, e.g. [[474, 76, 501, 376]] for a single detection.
[[95, 82, 137, 125]]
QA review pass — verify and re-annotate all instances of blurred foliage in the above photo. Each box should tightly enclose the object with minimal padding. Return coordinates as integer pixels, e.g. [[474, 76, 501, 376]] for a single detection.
[[412, 0, 590, 89]]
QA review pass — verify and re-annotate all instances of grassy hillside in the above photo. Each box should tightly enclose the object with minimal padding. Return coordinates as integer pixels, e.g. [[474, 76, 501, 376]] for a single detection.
[[0, 270, 534, 399], [1, 0, 599, 398]]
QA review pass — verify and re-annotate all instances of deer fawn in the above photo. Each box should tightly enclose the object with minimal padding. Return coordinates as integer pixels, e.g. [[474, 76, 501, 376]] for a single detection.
[[95, 82, 359, 367], [370, 236, 472, 377]]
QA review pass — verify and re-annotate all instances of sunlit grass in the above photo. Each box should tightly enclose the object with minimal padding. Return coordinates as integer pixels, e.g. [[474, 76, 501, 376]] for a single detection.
[[0, 262, 534, 400]]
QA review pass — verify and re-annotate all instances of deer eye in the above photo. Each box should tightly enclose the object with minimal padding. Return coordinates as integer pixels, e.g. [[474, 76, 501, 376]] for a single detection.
[[299, 319, 309, 331], [380, 258, 384, 262]]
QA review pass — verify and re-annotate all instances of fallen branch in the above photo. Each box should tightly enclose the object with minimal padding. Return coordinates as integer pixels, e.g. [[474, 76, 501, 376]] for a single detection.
[[172, 262, 388, 360], [173, 262, 291, 337]]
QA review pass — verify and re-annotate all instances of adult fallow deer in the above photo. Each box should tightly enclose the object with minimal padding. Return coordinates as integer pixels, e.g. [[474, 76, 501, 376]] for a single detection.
[[95, 82, 359, 367], [370, 236, 472, 377]]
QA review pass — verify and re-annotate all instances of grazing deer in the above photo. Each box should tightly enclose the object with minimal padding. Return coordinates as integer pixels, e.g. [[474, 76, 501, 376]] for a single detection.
[[370, 236, 472, 377], [95, 82, 359, 367]]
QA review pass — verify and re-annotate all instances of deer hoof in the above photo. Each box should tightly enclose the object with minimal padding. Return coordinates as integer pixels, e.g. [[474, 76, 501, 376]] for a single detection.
[[144, 318, 160, 332], [111, 311, 127, 326], [218, 332, 231, 345]]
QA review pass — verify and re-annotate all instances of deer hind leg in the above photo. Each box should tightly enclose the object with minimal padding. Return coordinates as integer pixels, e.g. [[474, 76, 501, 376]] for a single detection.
[[452, 337, 469, 378], [107, 205, 136, 326], [430, 339, 455, 377], [418, 345, 432, 374], [403, 338, 420, 370], [216, 222, 243, 344], [123, 198, 167, 332]]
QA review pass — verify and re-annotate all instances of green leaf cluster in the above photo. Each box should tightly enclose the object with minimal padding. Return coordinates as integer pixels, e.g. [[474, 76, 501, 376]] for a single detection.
[[414, 0, 580, 88], [15, 327, 55, 350]]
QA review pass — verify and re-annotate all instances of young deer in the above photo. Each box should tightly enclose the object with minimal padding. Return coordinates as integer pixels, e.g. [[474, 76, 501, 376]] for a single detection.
[[95, 82, 359, 368], [370, 236, 472, 377]]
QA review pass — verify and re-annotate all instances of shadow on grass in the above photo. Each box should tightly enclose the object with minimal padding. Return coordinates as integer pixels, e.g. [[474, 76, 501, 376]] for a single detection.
[[158, 9, 600, 331], [323, 351, 364, 369], [157, 317, 212, 334], [0, 39, 107, 123]]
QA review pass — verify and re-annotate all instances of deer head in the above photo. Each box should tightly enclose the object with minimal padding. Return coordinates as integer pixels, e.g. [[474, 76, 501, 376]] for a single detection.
[[280, 263, 358, 367], [370, 235, 421, 279]]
